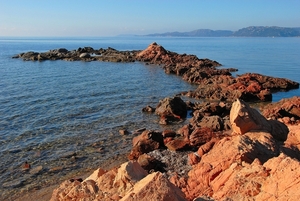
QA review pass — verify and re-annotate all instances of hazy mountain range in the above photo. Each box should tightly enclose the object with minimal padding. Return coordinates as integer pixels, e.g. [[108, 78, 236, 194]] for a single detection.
[[144, 26, 300, 37]]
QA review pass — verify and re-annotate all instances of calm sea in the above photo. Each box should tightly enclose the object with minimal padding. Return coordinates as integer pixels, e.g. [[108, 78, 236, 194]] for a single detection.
[[0, 37, 299, 197]]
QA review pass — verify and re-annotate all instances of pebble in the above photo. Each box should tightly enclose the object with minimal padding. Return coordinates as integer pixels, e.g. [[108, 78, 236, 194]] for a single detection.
[[119, 129, 130, 135], [29, 165, 43, 175]]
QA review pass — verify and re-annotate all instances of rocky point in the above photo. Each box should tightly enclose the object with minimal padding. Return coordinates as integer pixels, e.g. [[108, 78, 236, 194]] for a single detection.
[[12, 43, 300, 201]]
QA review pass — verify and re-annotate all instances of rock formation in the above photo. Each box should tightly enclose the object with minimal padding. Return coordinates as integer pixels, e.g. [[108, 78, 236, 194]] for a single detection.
[[13, 43, 299, 102], [12, 43, 300, 200], [50, 98, 300, 200]]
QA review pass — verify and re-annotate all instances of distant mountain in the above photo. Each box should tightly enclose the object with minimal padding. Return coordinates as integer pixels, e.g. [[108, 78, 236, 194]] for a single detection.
[[232, 26, 300, 37], [143, 26, 300, 37], [146, 29, 233, 37]]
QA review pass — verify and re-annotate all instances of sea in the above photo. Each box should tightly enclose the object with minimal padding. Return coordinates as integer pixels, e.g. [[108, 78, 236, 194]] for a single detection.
[[0, 36, 299, 198]]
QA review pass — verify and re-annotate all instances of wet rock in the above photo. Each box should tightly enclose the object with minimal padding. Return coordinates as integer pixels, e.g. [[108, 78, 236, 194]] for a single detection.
[[21, 161, 31, 170], [142, 105, 156, 112], [29, 165, 43, 175], [137, 154, 160, 172], [129, 130, 164, 160], [79, 53, 90, 58], [132, 127, 147, 135], [60, 151, 77, 159], [156, 96, 188, 120], [119, 129, 130, 135]]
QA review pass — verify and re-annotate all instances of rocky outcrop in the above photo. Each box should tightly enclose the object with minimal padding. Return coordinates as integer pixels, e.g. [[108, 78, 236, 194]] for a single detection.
[[179, 99, 300, 201], [14, 43, 299, 103], [155, 96, 187, 124], [13, 47, 138, 62], [50, 97, 300, 201], [261, 96, 300, 121], [15, 43, 300, 200], [50, 161, 187, 201], [186, 73, 299, 102], [128, 130, 164, 160], [230, 99, 289, 141]]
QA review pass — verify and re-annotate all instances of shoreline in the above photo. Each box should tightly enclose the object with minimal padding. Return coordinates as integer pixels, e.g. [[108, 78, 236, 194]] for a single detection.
[[8, 42, 300, 200]]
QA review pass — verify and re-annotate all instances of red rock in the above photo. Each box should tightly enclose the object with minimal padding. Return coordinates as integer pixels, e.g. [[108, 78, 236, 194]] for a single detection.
[[230, 99, 288, 141], [162, 130, 177, 138], [197, 138, 218, 157], [165, 139, 189, 151], [183, 131, 279, 200], [120, 172, 187, 201], [137, 154, 157, 171], [155, 96, 187, 119], [21, 161, 31, 170], [262, 96, 300, 120], [163, 137, 173, 145], [177, 124, 192, 140], [189, 127, 213, 147], [51, 161, 187, 201], [188, 152, 200, 165], [129, 130, 164, 160]]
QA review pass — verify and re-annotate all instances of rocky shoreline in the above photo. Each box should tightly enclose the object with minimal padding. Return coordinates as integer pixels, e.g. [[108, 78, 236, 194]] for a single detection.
[[12, 43, 300, 200]]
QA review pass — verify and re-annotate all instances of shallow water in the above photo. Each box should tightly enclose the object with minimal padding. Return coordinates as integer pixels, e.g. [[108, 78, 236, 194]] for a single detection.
[[0, 37, 299, 198]]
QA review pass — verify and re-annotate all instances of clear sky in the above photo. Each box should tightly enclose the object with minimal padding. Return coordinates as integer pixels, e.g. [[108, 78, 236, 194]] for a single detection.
[[1, 0, 299, 37]]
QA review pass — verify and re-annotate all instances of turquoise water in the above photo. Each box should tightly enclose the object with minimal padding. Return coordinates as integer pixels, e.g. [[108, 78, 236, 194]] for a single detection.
[[0, 37, 299, 197]]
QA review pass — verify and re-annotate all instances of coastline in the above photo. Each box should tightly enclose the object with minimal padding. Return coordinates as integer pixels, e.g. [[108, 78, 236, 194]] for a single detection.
[[7, 41, 299, 199]]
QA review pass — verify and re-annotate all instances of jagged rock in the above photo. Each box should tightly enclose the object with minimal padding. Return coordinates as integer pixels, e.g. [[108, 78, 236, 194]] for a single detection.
[[142, 105, 156, 112], [189, 127, 214, 147], [156, 96, 188, 120], [198, 115, 224, 131], [262, 96, 300, 120], [210, 154, 300, 201], [51, 161, 187, 201], [128, 130, 164, 160], [230, 99, 288, 141], [165, 139, 190, 151], [183, 131, 279, 200], [79, 53, 90, 58], [120, 172, 187, 201]]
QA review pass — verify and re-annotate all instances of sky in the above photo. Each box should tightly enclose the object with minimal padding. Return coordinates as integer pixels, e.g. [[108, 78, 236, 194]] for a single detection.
[[0, 0, 300, 37]]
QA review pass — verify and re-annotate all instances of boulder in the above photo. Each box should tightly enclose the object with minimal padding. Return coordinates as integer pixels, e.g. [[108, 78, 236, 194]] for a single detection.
[[120, 172, 187, 201], [51, 161, 187, 201], [156, 96, 187, 119], [165, 139, 189, 151], [230, 99, 288, 141], [198, 115, 224, 131], [189, 127, 214, 147], [79, 53, 90, 58], [129, 130, 164, 160]]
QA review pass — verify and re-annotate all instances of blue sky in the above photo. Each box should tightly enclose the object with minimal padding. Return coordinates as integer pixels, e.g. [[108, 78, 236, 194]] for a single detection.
[[1, 0, 299, 37]]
